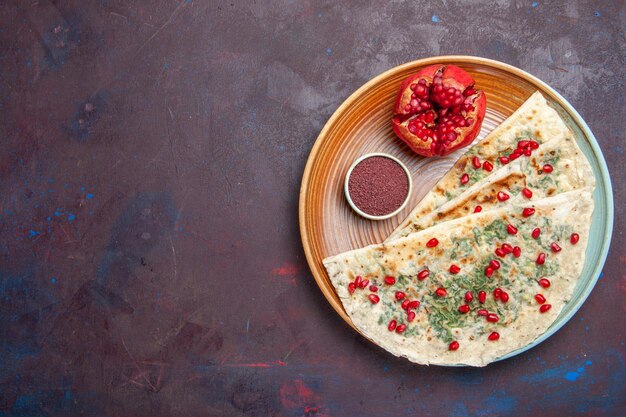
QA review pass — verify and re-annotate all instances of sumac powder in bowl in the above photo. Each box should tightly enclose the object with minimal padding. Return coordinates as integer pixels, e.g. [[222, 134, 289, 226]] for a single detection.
[[344, 153, 412, 220]]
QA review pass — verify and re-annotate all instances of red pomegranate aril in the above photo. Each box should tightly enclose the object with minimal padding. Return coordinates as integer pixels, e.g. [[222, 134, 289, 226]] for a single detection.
[[499, 156, 510, 164], [522, 188, 533, 199], [359, 279, 370, 289], [449, 264, 461, 274], [542, 164, 554, 173], [507, 224, 518, 235], [500, 291, 509, 303], [536, 252, 546, 265], [384, 276, 396, 285], [490, 259, 501, 270], [417, 269, 430, 280], [409, 300, 420, 309], [502, 244, 513, 254], [388, 319, 397, 331], [538, 278, 551, 288], [407, 311, 416, 322], [509, 150, 521, 161], [570, 233, 580, 244], [460, 173, 470, 185], [495, 248, 506, 257], [396, 324, 407, 334], [522, 208, 535, 217], [477, 309, 488, 316], [497, 191, 510, 202], [488, 332, 500, 341], [478, 291, 487, 304], [518, 140, 530, 148], [524, 148, 532, 156], [369, 285, 378, 292], [449, 341, 460, 351], [483, 161, 494, 172], [458, 304, 470, 314], [426, 238, 439, 248], [395, 291, 406, 301], [513, 246, 521, 258], [485, 266, 494, 277], [435, 287, 447, 297], [493, 288, 502, 299], [540, 304, 552, 313], [551, 242, 562, 253], [355, 276, 363, 286], [401, 299, 411, 310], [529, 140, 539, 149], [348, 283, 356, 294], [532, 228, 541, 239], [472, 156, 481, 169], [465, 291, 474, 303], [474, 205, 482, 213], [368, 294, 380, 304], [486, 313, 499, 323], [535, 294, 546, 304]]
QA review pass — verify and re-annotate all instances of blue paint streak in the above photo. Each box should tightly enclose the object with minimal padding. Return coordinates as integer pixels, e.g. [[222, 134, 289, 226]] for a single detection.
[[67, 214, 76, 221], [565, 371, 579, 381], [431, 15, 440, 23], [532, 1, 538, 7], [28, 230, 39, 238], [51, 277, 58, 284], [594, 11, 601, 16], [86, 193, 94, 199], [325, 47, 332, 56]]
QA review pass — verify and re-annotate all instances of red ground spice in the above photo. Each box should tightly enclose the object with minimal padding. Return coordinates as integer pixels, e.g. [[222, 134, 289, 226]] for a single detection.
[[348, 156, 409, 216]]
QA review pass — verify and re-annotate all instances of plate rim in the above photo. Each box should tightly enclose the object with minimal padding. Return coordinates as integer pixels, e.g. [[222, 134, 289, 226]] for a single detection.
[[298, 55, 614, 365]]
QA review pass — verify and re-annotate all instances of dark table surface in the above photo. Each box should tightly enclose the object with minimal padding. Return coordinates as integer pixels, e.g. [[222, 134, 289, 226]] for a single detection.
[[1, 1, 624, 416]]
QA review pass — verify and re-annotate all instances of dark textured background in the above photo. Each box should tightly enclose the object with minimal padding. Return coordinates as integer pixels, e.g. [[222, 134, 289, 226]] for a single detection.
[[0, 1, 624, 416]]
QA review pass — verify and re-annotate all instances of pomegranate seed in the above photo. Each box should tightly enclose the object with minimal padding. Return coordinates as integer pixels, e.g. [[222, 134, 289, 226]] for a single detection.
[[490, 259, 501, 270], [388, 320, 397, 331], [488, 332, 500, 341], [551, 242, 562, 253], [396, 324, 406, 334], [518, 140, 530, 148], [384, 276, 396, 285], [499, 156, 510, 164], [460, 173, 469, 185], [458, 304, 470, 314], [407, 311, 416, 322], [449, 264, 461, 274], [524, 148, 532, 156], [536, 253, 546, 265], [532, 228, 541, 239], [348, 283, 356, 294], [538, 278, 551, 288], [465, 291, 474, 303], [409, 300, 420, 309], [417, 269, 430, 280], [535, 294, 546, 304], [472, 156, 481, 169], [509, 150, 521, 161], [507, 224, 518, 235], [495, 248, 506, 257], [355, 276, 363, 286], [449, 341, 459, 351], [486, 313, 499, 323], [395, 291, 406, 301], [522, 208, 535, 217], [474, 205, 482, 213], [522, 188, 533, 199], [368, 294, 380, 304], [478, 291, 486, 304], [500, 291, 509, 303], [426, 238, 439, 248], [485, 266, 494, 277], [359, 279, 370, 289], [502, 244, 513, 254], [493, 288, 502, 299], [513, 246, 521, 258], [401, 299, 411, 310], [497, 191, 510, 202], [540, 304, 552, 313], [477, 309, 488, 316], [435, 287, 447, 297], [483, 161, 493, 172], [369, 285, 378, 292], [529, 140, 539, 149], [570, 233, 580, 244], [542, 164, 553, 173]]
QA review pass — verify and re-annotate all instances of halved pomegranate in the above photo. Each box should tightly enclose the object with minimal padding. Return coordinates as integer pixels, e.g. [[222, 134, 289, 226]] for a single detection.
[[391, 64, 486, 157]]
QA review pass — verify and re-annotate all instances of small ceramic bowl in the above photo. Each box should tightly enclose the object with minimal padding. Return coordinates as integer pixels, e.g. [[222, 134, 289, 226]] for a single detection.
[[344, 152, 413, 220]]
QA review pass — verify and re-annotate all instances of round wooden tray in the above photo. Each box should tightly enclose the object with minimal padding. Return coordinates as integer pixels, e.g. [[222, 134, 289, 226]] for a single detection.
[[299, 56, 613, 361]]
